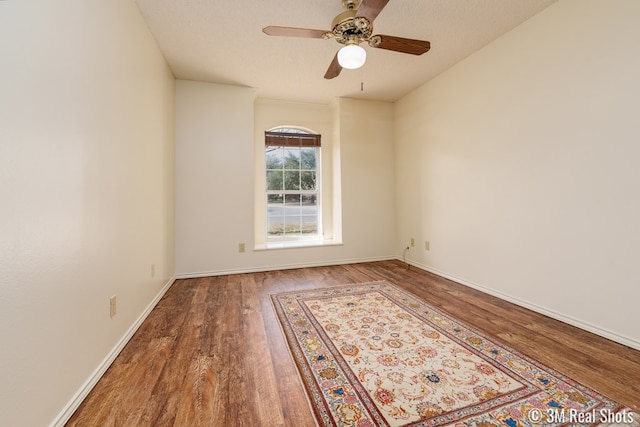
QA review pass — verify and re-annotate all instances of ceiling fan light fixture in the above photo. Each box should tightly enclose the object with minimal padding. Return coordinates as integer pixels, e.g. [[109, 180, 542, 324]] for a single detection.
[[337, 44, 366, 69]]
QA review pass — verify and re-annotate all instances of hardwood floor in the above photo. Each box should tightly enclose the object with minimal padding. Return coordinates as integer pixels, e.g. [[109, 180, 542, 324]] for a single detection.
[[66, 260, 640, 426]]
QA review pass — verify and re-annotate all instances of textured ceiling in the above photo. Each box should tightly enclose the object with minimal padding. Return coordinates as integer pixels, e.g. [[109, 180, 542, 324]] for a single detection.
[[134, 0, 558, 103]]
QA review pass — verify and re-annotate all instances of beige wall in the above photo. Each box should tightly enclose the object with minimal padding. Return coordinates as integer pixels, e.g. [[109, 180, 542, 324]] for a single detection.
[[337, 98, 397, 256], [175, 82, 396, 276], [0, 1, 175, 425], [395, 0, 640, 348], [175, 81, 256, 274]]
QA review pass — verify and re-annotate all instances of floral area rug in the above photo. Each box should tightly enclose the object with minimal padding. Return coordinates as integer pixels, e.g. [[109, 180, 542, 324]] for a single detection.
[[270, 281, 637, 426]]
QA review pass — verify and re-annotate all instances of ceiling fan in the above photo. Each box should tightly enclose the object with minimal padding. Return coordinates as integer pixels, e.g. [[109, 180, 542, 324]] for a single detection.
[[263, 0, 431, 79]]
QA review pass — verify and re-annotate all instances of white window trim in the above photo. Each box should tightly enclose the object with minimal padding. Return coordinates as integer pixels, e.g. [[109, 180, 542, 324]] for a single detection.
[[264, 128, 322, 243], [253, 121, 342, 251]]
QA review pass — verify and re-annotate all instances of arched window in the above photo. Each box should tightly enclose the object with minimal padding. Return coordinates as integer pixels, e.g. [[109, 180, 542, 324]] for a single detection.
[[265, 128, 321, 240]]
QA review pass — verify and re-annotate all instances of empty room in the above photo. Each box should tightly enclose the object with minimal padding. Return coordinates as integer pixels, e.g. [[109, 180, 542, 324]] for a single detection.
[[1, 0, 639, 426]]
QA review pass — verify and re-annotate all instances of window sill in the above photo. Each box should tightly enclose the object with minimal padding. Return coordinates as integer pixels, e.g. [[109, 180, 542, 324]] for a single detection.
[[254, 239, 343, 251]]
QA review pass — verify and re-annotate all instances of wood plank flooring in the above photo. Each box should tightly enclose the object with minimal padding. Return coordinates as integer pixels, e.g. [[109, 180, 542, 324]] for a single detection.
[[66, 260, 640, 426]]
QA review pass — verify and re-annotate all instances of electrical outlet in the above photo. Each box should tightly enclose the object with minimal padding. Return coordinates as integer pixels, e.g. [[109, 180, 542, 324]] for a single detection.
[[239, 243, 246, 253], [410, 238, 415, 247], [110, 295, 117, 318], [151, 263, 155, 278], [425, 241, 430, 251]]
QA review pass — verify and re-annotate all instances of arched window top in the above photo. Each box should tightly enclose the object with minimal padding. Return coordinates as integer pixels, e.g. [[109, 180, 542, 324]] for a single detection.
[[268, 127, 311, 134]]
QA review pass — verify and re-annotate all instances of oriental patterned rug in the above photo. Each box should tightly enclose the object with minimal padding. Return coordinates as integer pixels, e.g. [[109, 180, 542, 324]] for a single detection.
[[270, 281, 637, 427]]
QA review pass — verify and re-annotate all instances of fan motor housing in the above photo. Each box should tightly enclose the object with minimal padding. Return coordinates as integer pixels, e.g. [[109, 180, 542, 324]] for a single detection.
[[329, 9, 373, 45]]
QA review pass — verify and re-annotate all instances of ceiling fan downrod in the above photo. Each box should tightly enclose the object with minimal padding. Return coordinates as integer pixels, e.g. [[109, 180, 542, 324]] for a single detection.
[[342, 0, 361, 10]]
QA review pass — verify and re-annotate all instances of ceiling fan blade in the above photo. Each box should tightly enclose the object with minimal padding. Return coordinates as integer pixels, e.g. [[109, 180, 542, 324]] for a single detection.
[[263, 26, 328, 39], [371, 34, 431, 55], [324, 52, 343, 79], [356, 0, 389, 23]]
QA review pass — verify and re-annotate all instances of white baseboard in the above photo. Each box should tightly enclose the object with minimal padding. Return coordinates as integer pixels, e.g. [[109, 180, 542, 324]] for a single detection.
[[175, 255, 396, 279], [50, 276, 176, 427], [402, 258, 640, 351]]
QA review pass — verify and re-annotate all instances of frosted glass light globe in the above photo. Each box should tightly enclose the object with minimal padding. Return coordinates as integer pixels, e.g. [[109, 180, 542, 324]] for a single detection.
[[337, 44, 366, 69]]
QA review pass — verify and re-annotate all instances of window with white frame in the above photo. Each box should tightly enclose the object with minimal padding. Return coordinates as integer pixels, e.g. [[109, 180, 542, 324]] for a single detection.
[[265, 128, 321, 241]]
